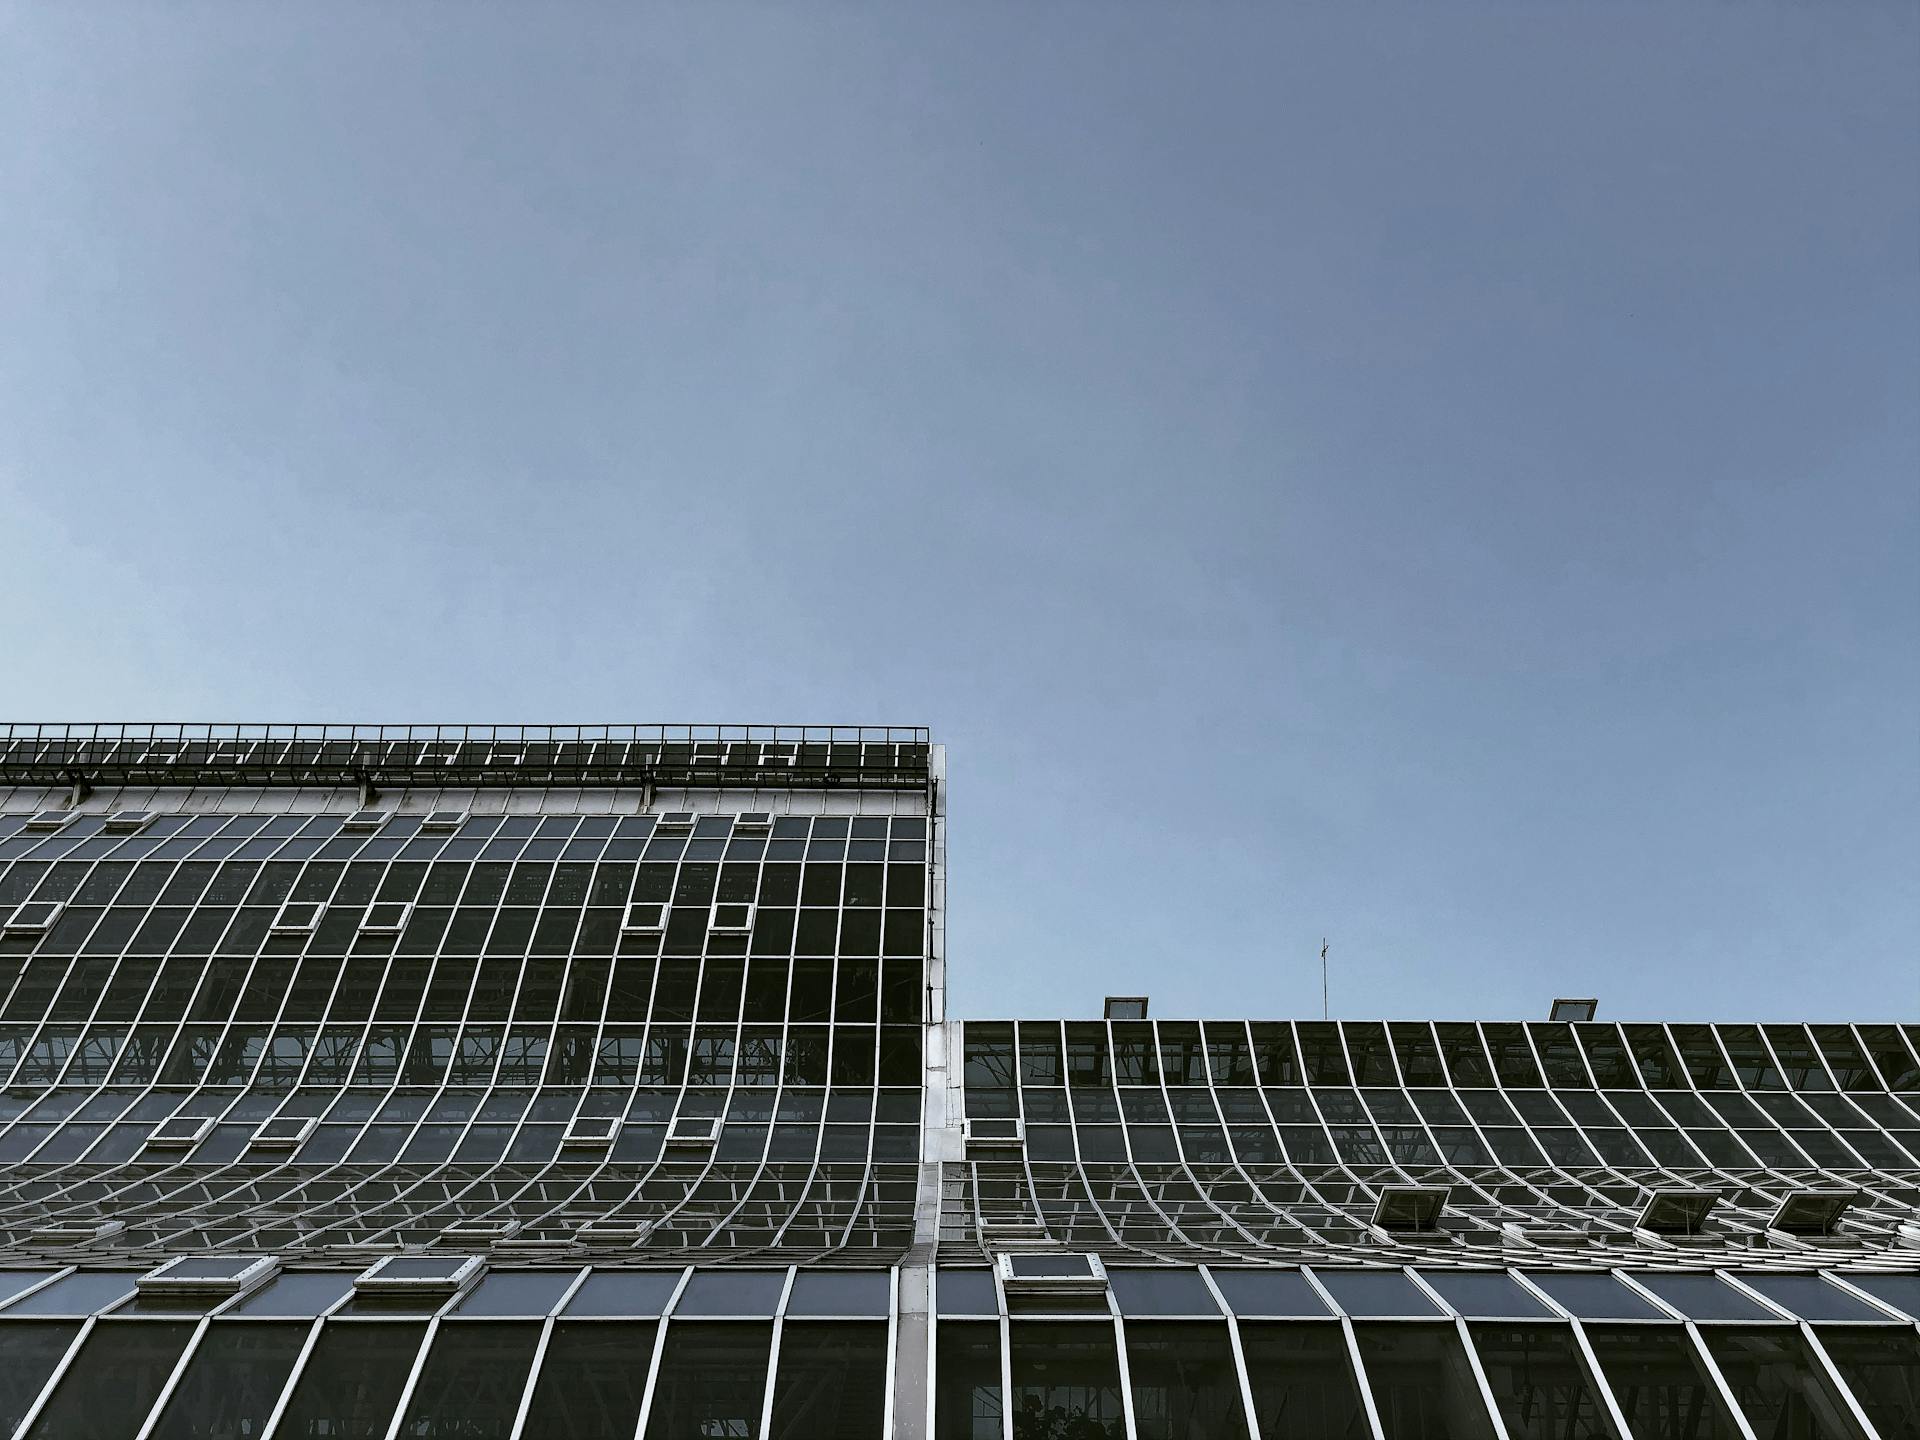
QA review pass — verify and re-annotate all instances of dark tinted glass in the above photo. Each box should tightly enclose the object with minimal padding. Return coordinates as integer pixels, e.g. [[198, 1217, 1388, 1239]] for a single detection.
[[397, 1321, 542, 1436], [1836, 1273, 1920, 1322], [644, 1321, 774, 1440], [1585, 1325, 1737, 1440], [1527, 1272, 1665, 1321], [1469, 1324, 1614, 1440], [275, 1321, 428, 1439], [232, 1270, 354, 1317], [520, 1322, 656, 1439], [148, 1322, 310, 1440], [24, 1320, 195, 1439], [1209, 1269, 1331, 1317], [1315, 1270, 1442, 1317], [1009, 1321, 1126, 1440], [785, 1271, 890, 1317], [1737, 1274, 1886, 1323], [1422, 1272, 1554, 1319], [937, 1321, 1003, 1440], [768, 1321, 888, 1438], [1124, 1322, 1249, 1440], [6, 1270, 140, 1315], [1812, 1328, 1920, 1440], [1109, 1269, 1220, 1317], [1702, 1329, 1868, 1440], [564, 1269, 681, 1317], [937, 1270, 1001, 1318], [1630, 1273, 1777, 1323], [1238, 1323, 1369, 1440], [1351, 1324, 1497, 1440], [453, 1270, 578, 1317], [674, 1270, 787, 1317], [0, 1323, 80, 1436]]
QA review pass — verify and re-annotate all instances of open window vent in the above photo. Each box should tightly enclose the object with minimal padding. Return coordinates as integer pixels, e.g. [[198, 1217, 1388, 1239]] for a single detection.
[[963, 1117, 1025, 1151], [358, 901, 413, 935], [341, 809, 391, 831], [353, 1254, 485, 1297], [147, 1115, 217, 1148], [574, 1218, 655, 1244], [1635, 1187, 1720, 1238], [667, 1115, 721, 1147], [1370, 1184, 1451, 1235], [996, 1251, 1108, 1296], [31, 1218, 125, 1246], [445, 1218, 521, 1240], [139, 1255, 279, 1297], [270, 901, 323, 935], [654, 811, 696, 834], [709, 902, 755, 934], [22, 811, 72, 832], [102, 810, 156, 833], [1103, 996, 1149, 1021], [1549, 997, 1599, 1022], [2, 901, 64, 938], [622, 902, 668, 935], [1500, 1221, 1592, 1250], [251, 1115, 319, 1149], [420, 811, 469, 831], [1768, 1188, 1860, 1244], [561, 1115, 622, 1148], [491, 1236, 581, 1256], [734, 812, 774, 831]]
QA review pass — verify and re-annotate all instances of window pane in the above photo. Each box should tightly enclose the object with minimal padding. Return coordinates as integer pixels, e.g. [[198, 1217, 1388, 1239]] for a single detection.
[[1209, 1270, 1331, 1318], [1351, 1324, 1497, 1440], [1585, 1325, 1738, 1440], [674, 1270, 787, 1317], [1736, 1275, 1886, 1324], [1835, 1273, 1920, 1322], [937, 1271, 1001, 1318], [1315, 1270, 1442, 1318], [453, 1271, 579, 1317], [1526, 1273, 1665, 1321], [1468, 1324, 1614, 1440], [644, 1321, 774, 1440], [1009, 1321, 1126, 1440], [564, 1270, 682, 1317], [275, 1321, 428, 1439], [147, 1322, 310, 1440], [1422, 1273, 1555, 1320], [1701, 1329, 1868, 1440], [232, 1271, 354, 1317], [936, 1321, 1003, 1440], [1629, 1274, 1777, 1323], [23, 1320, 196, 1439], [397, 1321, 542, 1437], [1109, 1270, 1221, 1317], [767, 1321, 888, 1439], [1237, 1323, 1369, 1440], [1813, 1327, 1920, 1440], [520, 1321, 656, 1439], [785, 1272, 890, 1318], [1124, 1321, 1249, 1440], [0, 1323, 80, 1436]]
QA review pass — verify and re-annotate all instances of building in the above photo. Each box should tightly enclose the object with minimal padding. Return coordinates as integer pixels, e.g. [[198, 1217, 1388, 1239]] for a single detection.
[[0, 722, 1912, 1438]]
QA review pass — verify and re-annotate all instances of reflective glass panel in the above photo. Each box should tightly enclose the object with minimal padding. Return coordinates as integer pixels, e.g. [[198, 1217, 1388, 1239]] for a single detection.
[[397, 1321, 543, 1437], [767, 1321, 888, 1438], [274, 1321, 429, 1439], [1585, 1325, 1738, 1440], [1701, 1329, 1867, 1440], [232, 1271, 354, 1317], [643, 1321, 774, 1440], [564, 1269, 682, 1317], [520, 1321, 657, 1439], [1526, 1273, 1666, 1321], [1209, 1269, 1331, 1317], [674, 1270, 787, 1317], [937, 1321, 1003, 1440], [1238, 1323, 1369, 1440], [453, 1270, 578, 1317], [0, 1323, 80, 1436], [1468, 1324, 1616, 1440], [785, 1271, 890, 1318], [937, 1270, 1001, 1318], [1736, 1275, 1887, 1324], [1812, 1327, 1920, 1440], [1124, 1321, 1250, 1440], [1109, 1269, 1221, 1317], [1351, 1323, 1498, 1440], [1421, 1272, 1555, 1319], [1315, 1270, 1442, 1318], [1009, 1321, 1127, 1440], [1835, 1273, 1920, 1322], [147, 1321, 310, 1440], [5, 1270, 141, 1316], [23, 1319, 196, 1439], [1629, 1274, 1778, 1323]]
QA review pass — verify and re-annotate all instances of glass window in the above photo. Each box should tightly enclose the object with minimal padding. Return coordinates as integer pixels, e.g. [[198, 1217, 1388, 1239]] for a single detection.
[[674, 1270, 787, 1317], [936, 1321, 1002, 1440], [1010, 1322, 1126, 1440], [147, 1322, 310, 1440], [1313, 1270, 1442, 1318], [23, 1320, 196, 1439], [1109, 1269, 1221, 1317], [274, 1321, 429, 1439], [1812, 1327, 1920, 1440], [453, 1270, 578, 1317], [1629, 1273, 1778, 1323], [643, 1321, 774, 1440], [1700, 1329, 1868, 1440], [397, 1321, 543, 1437], [1124, 1322, 1249, 1440], [1420, 1272, 1555, 1320], [1526, 1273, 1666, 1321], [564, 1270, 682, 1317], [1736, 1275, 1887, 1324], [520, 1322, 656, 1439], [5, 1270, 141, 1315], [1238, 1323, 1370, 1440], [1836, 1273, 1920, 1322], [1209, 1269, 1332, 1317], [937, 1270, 1001, 1318], [767, 1321, 888, 1438], [232, 1271, 354, 1317], [1469, 1324, 1614, 1440], [0, 1323, 81, 1436], [1351, 1324, 1498, 1440], [1585, 1325, 1738, 1440], [0, 1273, 59, 1308], [785, 1271, 890, 1318]]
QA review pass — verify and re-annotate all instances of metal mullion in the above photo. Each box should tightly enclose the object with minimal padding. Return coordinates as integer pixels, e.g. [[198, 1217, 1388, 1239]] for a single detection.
[[1682, 1320, 1760, 1440], [504, 1265, 595, 1440], [1449, 1314, 1514, 1440], [1798, 1320, 1888, 1439], [378, 1312, 444, 1440], [1104, 1284, 1140, 1440], [996, 1293, 1014, 1440], [1564, 1317, 1637, 1440], [1335, 1314, 1387, 1440], [10, 1311, 98, 1438], [631, 1267, 696, 1440], [1819, 1271, 1917, 1324], [130, 1313, 212, 1440], [1198, 1264, 1261, 1438]]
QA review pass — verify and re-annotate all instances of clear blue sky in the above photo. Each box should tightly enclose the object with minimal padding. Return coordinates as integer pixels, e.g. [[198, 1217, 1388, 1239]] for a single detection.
[[2, 5, 1915, 1023]]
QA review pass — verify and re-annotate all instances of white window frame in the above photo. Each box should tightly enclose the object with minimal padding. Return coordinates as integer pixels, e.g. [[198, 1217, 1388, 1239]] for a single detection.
[[2, 900, 65, 938], [358, 900, 414, 934], [270, 900, 324, 935], [561, 1114, 622, 1148], [622, 902, 668, 934], [102, 810, 156, 833], [138, 1254, 279, 1296], [250, 1115, 319, 1149], [420, 810, 468, 831], [667, 1115, 721, 1146], [709, 901, 756, 933], [147, 1115, 217, 1148], [353, 1253, 486, 1296], [340, 808, 391, 831]]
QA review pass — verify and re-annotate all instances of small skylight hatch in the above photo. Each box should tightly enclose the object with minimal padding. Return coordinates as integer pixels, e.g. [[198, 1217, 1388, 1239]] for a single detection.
[[1636, 1187, 1719, 1236], [420, 810, 469, 831], [963, 1117, 1025, 1149], [147, 1115, 217, 1148], [358, 901, 413, 934], [139, 1254, 279, 1297], [445, 1218, 521, 1240], [1104, 996, 1149, 1021], [102, 810, 155, 833], [270, 901, 323, 935], [709, 902, 755, 934], [667, 1115, 721, 1146], [561, 1115, 622, 1148], [1370, 1183, 1451, 1234], [22, 811, 71, 832], [2, 901, 64, 938], [654, 811, 697, 834], [250, 1115, 318, 1149], [341, 809, 390, 831], [734, 812, 774, 830], [622, 902, 668, 934], [1768, 1188, 1859, 1237], [1549, 997, 1599, 1023], [996, 1252, 1108, 1294], [575, 1218, 654, 1243], [31, 1219, 125, 1246], [353, 1254, 485, 1297]]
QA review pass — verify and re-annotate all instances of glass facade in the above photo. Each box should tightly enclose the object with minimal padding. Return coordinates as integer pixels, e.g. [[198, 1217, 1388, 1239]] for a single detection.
[[0, 722, 1910, 1437]]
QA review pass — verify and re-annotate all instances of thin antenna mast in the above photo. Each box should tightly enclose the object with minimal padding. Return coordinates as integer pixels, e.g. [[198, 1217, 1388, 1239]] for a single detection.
[[1321, 938, 1329, 1020]]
